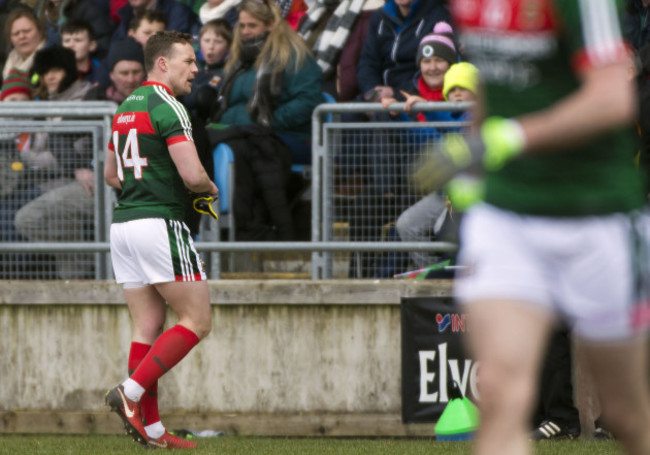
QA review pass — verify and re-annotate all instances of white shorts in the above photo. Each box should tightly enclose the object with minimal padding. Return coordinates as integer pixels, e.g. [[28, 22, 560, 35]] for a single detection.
[[110, 218, 206, 285], [455, 203, 650, 341]]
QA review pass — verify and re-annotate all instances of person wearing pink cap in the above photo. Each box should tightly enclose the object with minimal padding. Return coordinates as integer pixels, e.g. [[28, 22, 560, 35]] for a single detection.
[[357, 0, 451, 103], [381, 21, 460, 122]]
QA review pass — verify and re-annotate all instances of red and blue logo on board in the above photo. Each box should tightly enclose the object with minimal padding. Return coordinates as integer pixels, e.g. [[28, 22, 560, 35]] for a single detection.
[[436, 313, 468, 333]]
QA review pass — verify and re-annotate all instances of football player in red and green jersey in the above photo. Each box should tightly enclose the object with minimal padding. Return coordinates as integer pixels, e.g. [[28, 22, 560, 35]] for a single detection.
[[418, 1, 650, 454], [104, 30, 218, 450]]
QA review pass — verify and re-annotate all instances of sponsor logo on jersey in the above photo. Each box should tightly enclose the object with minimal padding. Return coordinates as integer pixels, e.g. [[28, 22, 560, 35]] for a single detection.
[[112, 111, 155, 135], [116, 114, 135, 124]]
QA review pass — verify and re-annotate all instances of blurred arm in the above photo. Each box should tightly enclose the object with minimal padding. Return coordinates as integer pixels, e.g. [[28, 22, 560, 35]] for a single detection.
[[518, 60, 635, 155]]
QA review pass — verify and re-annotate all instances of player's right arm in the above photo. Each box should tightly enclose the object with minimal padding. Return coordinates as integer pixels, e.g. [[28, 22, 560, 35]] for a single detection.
[[104, 148, 122, 190], [169, 141, 218, 196]]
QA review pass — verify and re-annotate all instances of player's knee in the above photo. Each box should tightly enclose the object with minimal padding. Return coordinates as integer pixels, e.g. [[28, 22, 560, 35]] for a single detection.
[[478, 361, 535, 419], [137, 321, 164, 342], [193, 314, 212, 340]]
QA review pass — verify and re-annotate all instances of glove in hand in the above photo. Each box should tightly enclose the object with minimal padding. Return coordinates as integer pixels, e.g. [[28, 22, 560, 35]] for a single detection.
[[193, 194, 219, 221], [413, 117, 525, 191], [446, 174, 485, 212]]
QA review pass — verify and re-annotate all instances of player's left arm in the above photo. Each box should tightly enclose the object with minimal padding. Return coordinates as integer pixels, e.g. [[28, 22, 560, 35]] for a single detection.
[[104, 148, 122, 190]]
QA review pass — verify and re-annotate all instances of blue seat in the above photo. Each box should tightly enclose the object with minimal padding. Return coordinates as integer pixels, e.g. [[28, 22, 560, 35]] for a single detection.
[[198, 143, 236, 276], [213, 143, 234, 214], [322, 92, 336, 123], [201, 92, 337, 274]]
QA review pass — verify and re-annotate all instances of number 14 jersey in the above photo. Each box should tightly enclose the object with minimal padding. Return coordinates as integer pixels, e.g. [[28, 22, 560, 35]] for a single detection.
[[109, 81, 194, 223]]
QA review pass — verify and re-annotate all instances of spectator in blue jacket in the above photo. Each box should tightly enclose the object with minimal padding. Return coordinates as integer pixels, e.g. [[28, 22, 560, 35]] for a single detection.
[[357, 0, 451, 103]]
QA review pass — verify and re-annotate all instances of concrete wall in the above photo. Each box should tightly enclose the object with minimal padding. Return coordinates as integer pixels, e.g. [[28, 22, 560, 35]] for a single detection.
[[0, 280, 452, 436]]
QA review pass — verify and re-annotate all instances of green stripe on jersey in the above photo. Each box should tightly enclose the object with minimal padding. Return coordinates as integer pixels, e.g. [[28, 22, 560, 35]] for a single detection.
[[166, 220, 203, 282]]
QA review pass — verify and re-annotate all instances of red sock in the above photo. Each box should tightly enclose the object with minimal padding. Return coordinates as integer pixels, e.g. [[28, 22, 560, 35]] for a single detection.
[[131, 325, 199, 391], [128, 342, 160, 425]]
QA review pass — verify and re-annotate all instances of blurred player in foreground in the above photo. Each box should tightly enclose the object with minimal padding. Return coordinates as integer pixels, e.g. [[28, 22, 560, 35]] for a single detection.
[[103, 30, 218, 449], [415, 1, 650, 454]]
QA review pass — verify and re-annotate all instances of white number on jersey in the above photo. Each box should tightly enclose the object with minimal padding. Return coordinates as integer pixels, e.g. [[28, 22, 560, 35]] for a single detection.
[[112, 128, 149, 181]]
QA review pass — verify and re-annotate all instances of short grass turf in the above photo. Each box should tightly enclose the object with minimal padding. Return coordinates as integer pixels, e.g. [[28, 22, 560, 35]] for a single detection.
[[0, 435, 624, 455]]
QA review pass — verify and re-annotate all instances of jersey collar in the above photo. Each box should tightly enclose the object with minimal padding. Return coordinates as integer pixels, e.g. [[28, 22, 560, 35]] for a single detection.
[[143, 81, 173, 95]]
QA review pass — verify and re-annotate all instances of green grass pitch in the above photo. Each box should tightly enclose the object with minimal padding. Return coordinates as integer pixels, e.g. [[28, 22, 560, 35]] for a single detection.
[[0, 435, 625, 455]]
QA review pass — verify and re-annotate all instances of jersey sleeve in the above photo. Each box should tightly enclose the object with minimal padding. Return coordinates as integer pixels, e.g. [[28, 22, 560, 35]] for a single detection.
[[556, 0, 629, 74], [152, 93, 194, 147]]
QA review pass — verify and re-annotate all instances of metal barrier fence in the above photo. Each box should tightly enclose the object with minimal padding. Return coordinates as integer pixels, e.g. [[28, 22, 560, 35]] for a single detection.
[[0, 101, 468, 280], [310, 102, 472, 279], [0, 101, 116, 279]]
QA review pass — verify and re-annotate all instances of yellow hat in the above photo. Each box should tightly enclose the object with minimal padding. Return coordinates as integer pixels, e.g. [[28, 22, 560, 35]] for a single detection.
[[443, 62, 480, 100]]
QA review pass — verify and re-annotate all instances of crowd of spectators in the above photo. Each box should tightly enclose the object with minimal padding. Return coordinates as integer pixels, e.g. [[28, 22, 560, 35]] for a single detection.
[[0, 0, 460, 275], [1, 0, 648, 279]]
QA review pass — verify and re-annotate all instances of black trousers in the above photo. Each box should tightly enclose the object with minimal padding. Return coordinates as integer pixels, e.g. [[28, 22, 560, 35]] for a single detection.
[[532, 324, 581, 431]]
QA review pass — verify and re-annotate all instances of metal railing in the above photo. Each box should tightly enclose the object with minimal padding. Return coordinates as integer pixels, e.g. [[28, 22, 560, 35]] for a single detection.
[[310, 101, 471, 279], [0, 101, 469, 279], [0, 101, 116, 279]]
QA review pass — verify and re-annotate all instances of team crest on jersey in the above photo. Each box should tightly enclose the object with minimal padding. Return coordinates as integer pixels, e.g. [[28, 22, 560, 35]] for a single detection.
[[517, 0, 546, 30], [480, 0, 512, 30]]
